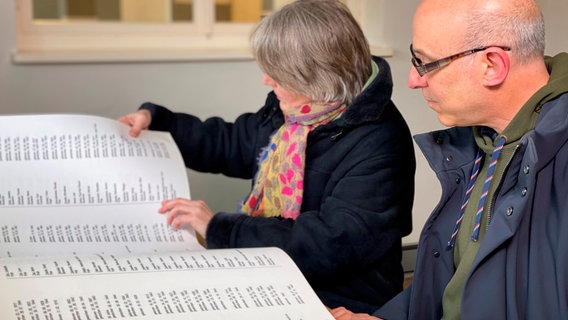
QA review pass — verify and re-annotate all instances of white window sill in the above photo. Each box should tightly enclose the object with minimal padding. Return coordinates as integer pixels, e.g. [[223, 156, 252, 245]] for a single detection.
[[11, 45, 393, 65], [11, 48, 254, 64]]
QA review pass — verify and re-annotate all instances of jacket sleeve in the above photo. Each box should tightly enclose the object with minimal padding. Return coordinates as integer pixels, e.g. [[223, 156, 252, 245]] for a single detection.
[[139, 95, 280, 179]]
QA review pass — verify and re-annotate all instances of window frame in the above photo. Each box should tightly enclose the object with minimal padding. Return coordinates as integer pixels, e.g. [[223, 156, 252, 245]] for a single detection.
[[13, 0, 391, 64]]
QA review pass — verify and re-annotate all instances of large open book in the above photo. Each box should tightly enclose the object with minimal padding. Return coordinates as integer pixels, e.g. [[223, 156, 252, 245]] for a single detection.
[[0, 114, 333, 320]]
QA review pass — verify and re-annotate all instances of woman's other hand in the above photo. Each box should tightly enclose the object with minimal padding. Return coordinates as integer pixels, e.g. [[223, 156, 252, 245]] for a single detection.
[[118, 109, 152, 137]]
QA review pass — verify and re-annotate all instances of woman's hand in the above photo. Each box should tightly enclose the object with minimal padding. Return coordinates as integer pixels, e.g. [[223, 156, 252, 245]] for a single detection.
[[159, 198, 213, 238], [329, 307, 383, 320], [118, 109, 152, 137]]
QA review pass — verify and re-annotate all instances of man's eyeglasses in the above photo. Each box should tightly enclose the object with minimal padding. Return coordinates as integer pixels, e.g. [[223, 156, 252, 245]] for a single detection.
[[410, 44, 511, 77]]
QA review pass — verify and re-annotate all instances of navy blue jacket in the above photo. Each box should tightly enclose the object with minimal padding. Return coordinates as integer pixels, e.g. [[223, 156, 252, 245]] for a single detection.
[[376, 53, 568, 320], [141, 56, 415, 313]]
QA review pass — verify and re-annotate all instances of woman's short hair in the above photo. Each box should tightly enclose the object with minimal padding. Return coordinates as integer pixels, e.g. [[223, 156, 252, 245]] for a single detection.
[[250, 0, 372, 103]]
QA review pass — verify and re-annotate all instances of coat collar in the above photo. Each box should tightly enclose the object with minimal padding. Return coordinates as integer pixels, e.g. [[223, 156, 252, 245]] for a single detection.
[[342, 56, 394, 126]]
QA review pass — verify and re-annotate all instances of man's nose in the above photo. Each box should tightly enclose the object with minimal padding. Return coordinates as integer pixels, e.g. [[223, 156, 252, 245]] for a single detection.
[[408, 66, 427, 89]]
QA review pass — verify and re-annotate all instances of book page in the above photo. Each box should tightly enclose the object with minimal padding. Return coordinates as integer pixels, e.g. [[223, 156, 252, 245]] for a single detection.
[[0, 114, 203, 258], [0, 247, 334, 320]]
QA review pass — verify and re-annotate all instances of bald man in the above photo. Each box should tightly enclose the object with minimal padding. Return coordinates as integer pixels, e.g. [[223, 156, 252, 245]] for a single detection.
[[331, 0, 568, 319]]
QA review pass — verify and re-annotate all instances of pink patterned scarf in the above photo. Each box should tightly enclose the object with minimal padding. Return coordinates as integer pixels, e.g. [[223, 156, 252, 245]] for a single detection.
[[241, 101, 347, 219]]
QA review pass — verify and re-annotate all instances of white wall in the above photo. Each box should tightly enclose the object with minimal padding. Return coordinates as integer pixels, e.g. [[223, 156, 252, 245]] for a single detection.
[[1, 0, 566, 245]]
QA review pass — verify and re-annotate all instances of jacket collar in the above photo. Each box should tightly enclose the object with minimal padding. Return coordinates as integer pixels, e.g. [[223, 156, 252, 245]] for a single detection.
[[341, 56, 394, 126]]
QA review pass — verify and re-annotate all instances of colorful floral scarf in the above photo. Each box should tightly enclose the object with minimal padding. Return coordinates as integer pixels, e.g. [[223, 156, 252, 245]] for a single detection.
[[241, 101, 347, 219]]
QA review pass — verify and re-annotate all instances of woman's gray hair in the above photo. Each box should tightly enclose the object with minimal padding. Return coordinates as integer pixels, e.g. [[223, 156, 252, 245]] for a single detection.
[[463, 0, 545, 65], [250, 0, 372, 103]]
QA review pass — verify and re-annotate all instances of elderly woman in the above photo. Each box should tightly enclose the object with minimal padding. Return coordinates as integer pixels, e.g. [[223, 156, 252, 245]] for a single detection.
[[119, 0, 415, 313]]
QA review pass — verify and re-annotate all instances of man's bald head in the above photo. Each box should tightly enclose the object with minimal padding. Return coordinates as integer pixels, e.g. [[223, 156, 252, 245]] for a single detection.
[[414, 0, 545, 64]]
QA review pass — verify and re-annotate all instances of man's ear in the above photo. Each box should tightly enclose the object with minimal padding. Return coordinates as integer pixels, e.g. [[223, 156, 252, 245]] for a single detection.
[[481, 48, 510, 87]]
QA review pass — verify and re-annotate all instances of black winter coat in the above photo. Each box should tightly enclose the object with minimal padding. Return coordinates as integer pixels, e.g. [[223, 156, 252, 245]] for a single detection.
[[140, 56, 415, 313]]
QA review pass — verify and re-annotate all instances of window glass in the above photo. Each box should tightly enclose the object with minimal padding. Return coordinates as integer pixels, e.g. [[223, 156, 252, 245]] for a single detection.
[[16, 0, 390, 64], [31, 0, 274, 23]]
